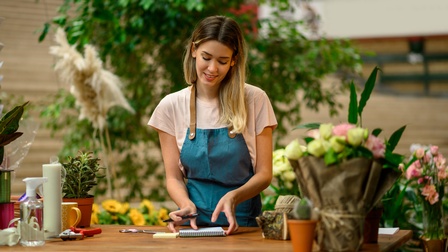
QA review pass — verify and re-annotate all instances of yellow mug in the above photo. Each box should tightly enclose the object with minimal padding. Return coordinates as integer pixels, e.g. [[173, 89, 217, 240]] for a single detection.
[[61, 202, 81, 231]]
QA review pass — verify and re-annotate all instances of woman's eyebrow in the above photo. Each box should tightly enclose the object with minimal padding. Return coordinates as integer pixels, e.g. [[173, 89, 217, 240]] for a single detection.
[[201, 51, 231, 59]]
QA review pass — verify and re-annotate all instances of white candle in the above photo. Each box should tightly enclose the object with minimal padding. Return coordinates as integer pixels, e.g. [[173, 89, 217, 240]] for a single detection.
[[42, 163, 62, 239]]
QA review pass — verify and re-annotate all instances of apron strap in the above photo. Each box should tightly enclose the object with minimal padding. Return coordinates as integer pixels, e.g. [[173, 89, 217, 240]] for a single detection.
[[189, 85, 196, 140], [188, 84, 235, 140]]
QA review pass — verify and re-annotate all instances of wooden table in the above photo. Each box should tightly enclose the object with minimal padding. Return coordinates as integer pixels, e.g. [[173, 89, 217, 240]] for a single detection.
[[4, 225, 412, 251]]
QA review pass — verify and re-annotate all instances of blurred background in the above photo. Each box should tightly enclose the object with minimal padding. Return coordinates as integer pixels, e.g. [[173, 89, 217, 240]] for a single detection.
[[1, 0, 447, 201]]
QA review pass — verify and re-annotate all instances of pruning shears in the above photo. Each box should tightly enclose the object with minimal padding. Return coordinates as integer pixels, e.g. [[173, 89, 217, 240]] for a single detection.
[[50, 227, 102, 241]]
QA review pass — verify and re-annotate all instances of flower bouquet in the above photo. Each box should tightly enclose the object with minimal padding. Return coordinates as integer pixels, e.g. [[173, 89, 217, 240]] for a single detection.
[[403, 144, 447, 249], [286, 67, 406, 251]]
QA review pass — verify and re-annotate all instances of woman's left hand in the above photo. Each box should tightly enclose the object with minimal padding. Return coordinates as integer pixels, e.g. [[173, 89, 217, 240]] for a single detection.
[[211, 193, 239, 235]]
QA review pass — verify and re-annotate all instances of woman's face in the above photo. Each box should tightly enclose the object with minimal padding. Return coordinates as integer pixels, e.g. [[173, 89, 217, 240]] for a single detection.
[[192, 40, 235, 88]]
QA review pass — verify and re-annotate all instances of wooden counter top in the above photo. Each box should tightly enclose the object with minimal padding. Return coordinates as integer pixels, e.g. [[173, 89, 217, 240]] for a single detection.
[[3, 225, 412, 251]]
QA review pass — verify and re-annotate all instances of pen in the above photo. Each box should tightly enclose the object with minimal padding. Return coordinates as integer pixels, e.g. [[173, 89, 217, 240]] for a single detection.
[[163, 213, 199, 222]]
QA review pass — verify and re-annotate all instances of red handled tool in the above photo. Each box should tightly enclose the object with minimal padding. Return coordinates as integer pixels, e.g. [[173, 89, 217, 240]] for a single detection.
[[51, 227, 102, 241]]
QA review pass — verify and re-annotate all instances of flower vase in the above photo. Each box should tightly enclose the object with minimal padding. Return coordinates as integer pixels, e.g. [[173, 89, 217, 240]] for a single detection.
[[419, 185, 446, 252]]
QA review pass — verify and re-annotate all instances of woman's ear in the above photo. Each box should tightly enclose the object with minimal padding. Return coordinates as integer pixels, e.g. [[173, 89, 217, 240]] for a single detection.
[[230, 56, 237, 66], [191, 43, 197, 58]]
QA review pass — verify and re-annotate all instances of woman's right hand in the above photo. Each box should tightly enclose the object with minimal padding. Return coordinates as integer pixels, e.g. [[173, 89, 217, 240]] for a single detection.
[[166, 208, 198, 233]]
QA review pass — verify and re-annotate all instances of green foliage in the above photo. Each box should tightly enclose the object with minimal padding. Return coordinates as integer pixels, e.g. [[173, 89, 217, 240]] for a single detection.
[[0, 102, 28, 163], [62, 151, 106, 198], [38, 0, 361, 201]]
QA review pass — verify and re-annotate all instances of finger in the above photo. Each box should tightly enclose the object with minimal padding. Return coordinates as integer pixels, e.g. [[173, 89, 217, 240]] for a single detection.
[[190, 218, 198, 230], [167, 223, 177, 233]]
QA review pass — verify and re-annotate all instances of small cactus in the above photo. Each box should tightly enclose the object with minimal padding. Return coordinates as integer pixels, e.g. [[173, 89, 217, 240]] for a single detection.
[[292, 197, 313, 220]]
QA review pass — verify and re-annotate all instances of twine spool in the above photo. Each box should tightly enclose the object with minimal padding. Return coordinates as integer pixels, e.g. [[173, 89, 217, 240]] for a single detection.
[[275, 195, 300, 213]]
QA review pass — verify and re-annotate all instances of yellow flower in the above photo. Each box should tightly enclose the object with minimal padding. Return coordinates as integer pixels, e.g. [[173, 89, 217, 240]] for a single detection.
[[319, 123, 334, 140], [91, 211, 99, 225], [140, 199, 154, 214], [129, 208, 145, 226], [329, 136, 346, 153], [119, 202, 130, 215], [102, 199, 121, 213], [158, 208, 169, 226], [92, 203, 100, 214], [347, 128, 367, 147], [307, 139, 326, 157]]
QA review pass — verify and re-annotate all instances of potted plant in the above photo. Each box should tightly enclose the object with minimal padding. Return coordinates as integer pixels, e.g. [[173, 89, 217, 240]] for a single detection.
[[287, 197, 317, 252], [62, 151, 105, 227]]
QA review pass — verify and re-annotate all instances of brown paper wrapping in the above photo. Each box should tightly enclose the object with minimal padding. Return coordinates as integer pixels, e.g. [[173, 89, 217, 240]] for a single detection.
[[290, 156, 401, 251]]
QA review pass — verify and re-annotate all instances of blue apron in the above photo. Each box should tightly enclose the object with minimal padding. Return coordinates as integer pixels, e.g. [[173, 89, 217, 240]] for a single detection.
[[179, 85, 261, 227]]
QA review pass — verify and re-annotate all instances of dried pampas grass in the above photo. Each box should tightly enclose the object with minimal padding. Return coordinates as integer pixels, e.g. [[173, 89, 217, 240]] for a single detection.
[[50, 28, 135, 199], [50, 28, 134, 130]]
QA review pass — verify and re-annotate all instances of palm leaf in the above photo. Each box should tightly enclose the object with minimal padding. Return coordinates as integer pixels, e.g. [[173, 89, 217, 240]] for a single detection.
[[348, 82, 358, 124], [358, 67, 379, 118]]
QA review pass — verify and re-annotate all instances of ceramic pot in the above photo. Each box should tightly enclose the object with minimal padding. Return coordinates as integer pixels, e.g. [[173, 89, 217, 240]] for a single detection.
[[63, 197, 94, 228], [287, 219, 317, 252]]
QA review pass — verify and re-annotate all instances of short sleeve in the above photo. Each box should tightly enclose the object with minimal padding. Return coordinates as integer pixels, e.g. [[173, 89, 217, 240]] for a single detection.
[[148, 95, 176, 136]]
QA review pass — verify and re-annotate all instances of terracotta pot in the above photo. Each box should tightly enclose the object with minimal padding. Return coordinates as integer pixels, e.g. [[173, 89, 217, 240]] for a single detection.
[[63, 197, 94, 228], [364, 206, 383, 243], [287, 219, 317, 252], [421, 237, 447, 252]]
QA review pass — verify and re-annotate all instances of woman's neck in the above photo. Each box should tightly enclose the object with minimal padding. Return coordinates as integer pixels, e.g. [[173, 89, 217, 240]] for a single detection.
[[195, 83, 219, 103]]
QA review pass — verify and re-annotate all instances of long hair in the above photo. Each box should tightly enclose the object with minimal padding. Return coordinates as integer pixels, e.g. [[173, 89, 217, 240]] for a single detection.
[[183, 15, 247, 133]]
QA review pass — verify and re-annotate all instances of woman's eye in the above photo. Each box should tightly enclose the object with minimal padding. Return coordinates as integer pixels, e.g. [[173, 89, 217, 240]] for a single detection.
[[202, 57, 211, 61], [219, 61, 228, 65]]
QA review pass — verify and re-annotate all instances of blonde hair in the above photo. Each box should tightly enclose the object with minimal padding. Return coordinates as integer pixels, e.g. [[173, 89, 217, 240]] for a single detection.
[[183, 16, 247, 133]]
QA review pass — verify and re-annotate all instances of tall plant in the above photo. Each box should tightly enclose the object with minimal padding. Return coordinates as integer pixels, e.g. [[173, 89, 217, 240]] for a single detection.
[[38, 0, 362, 201]]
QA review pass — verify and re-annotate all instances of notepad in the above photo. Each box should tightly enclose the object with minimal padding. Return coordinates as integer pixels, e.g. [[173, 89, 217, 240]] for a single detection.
[[378, 227, 399, 235], [179, 227, 226, 237]]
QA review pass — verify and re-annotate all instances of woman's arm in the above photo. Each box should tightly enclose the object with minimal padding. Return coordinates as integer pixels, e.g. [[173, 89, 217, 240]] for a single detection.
[[211, 126, 273, 234], [158, 130, 198, 231]]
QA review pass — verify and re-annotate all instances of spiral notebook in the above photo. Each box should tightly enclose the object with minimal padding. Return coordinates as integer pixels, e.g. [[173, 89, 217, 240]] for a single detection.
[[179, 227, 226, 237]]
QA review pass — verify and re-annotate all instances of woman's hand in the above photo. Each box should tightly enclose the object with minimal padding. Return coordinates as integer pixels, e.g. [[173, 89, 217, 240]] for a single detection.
[[211, 192, 239, 235], [166, 208, 198, 233]]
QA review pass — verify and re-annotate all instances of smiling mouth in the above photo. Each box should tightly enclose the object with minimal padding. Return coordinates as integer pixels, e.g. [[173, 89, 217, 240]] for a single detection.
[[204, 73, 217, 81]]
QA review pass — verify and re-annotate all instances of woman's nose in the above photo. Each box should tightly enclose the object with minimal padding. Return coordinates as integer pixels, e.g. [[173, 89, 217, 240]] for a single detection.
[[208, 61, 218, 72]]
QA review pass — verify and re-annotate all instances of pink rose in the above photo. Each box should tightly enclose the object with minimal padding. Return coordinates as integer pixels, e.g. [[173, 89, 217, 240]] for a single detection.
[[332, 123, 356, 138], [414, 148, 425, 159], [307, 129, 320, 139], [439, 168, 447, 180], [406, 163, 422, 179], [421, 184, 439, 205], [430, 145, 439, 156], [365, 135, 385, 159]]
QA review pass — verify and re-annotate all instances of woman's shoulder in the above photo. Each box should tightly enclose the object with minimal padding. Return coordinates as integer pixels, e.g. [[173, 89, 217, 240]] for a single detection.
[[159, 86, 190, 105], [244, 83, 269, 101]]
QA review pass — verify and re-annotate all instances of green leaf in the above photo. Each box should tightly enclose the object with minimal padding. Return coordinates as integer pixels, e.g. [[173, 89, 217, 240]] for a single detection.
[[0, 132, 23, 146], [358, 66, 379, 118], [38, 23, 50, 42], [387, 125, 407, 152], [324, 149, 338, 166], [293, 122, 320, 130], [0, 102, 28, 135], [348, 82, 358, 124], [371, 128, 382, 137]]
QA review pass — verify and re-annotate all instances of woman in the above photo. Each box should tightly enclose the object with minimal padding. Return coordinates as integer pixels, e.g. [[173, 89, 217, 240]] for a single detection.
[[148, 15, 277, 235]]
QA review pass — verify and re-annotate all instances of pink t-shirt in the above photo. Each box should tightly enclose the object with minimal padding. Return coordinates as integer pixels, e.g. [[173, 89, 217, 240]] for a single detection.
[[148, 84, 277, 169]]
